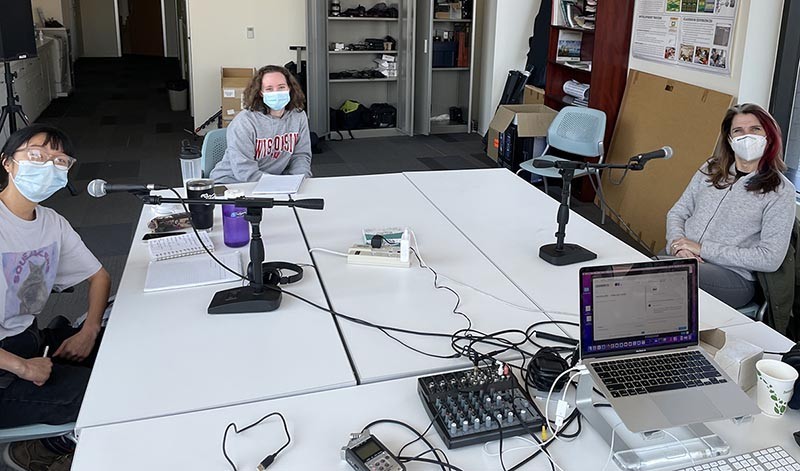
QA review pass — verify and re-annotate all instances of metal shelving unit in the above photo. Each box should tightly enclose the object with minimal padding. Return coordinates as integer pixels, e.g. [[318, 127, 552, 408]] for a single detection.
[[306, 1, 414, 139], [414, 1, 477, 135]]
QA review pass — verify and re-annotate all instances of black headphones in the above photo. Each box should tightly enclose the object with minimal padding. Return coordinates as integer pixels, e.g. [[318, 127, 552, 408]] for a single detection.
[[782, 343, 800, 409], [246, 261, 304, 286], [527, 347, 577, 392]]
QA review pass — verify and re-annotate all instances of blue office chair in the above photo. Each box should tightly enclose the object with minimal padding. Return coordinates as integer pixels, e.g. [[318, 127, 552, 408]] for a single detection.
[[518, 106, 608, 223], [200, 128, 228, 178], [0, 422, 75, 444]]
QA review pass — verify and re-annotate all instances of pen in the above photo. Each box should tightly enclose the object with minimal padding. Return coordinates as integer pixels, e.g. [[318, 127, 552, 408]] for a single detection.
[[43, 346, 49, 358]]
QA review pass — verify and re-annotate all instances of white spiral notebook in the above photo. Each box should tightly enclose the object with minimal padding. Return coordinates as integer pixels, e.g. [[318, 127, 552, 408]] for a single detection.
[[148, 232, 214, 261], [144, 251, 242, 292]]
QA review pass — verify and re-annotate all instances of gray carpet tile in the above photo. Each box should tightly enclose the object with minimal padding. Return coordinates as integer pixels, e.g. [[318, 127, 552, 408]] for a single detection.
[[76, 224, 136, 258]]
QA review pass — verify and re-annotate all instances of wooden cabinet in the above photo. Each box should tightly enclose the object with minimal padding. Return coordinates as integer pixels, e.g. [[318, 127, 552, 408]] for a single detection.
[[545, 0, 635, 148]]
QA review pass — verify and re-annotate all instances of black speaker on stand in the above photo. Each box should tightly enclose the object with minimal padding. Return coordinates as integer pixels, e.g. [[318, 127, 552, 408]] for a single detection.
[[0, 0, 38, 135]]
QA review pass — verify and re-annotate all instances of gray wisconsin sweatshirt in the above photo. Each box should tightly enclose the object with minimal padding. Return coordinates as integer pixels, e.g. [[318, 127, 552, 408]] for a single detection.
[[209, 108, 312, 183], [666, 163, 796, 280]]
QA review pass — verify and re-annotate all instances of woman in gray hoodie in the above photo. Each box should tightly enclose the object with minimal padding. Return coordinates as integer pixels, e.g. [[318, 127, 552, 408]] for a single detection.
[[666, 104, 796, 308], [210, 65, 312, 183]]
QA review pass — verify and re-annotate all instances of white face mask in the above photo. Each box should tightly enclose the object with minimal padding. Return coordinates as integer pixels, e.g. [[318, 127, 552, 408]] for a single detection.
[[729, 134, 767, 162]]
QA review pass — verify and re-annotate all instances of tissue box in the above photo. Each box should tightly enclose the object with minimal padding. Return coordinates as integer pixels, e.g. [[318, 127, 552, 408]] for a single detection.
[[700, 329, 764, 391]]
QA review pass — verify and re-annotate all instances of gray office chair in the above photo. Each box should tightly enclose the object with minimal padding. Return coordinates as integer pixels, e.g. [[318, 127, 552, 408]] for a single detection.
[[0, 422, 75, 444], [200, 128, 227, 178], [517, 106, 608, 223]]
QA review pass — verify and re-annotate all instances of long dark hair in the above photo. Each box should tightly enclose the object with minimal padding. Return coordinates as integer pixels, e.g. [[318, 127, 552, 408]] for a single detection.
[[242, 65, 305, 114], [0, 124, 75, 189], [704, 103, 785, 194]]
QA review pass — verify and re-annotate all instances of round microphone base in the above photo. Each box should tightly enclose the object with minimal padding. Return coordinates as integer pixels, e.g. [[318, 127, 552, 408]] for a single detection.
[[539, 243, 597, 266]]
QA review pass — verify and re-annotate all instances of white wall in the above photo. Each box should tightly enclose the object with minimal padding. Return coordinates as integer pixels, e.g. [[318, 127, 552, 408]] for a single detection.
[[629, 0, 783, 107], [187, 0, 307, 128], [78, 0, 120, 57], [477, 0, 540, 134]]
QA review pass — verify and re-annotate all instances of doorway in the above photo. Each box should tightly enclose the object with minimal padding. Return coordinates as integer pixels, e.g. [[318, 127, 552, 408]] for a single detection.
[[119, 0, 164, 56]]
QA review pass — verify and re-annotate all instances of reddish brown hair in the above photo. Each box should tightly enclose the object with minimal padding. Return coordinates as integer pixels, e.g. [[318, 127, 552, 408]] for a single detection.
[[704, 103, 785, 194], [242, 65, 305, 113]]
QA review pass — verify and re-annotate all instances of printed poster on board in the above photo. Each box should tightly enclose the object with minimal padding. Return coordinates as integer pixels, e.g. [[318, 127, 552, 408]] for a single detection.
[[631, 0, 738, 76]]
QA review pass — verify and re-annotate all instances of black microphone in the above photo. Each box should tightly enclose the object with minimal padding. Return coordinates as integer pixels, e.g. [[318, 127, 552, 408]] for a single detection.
[[272, 198, 325, 210], [633, 146, 673, 166], [292, 198, 324, 210], [87, 179, 169, 198]]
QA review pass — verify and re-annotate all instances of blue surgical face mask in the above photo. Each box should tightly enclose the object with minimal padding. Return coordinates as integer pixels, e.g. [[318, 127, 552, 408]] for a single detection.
[[262, 90, 291, 111], [10, 160, 68, 203]]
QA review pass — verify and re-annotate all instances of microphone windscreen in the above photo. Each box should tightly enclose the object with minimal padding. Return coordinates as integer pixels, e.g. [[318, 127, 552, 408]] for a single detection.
[[532, 159, 555, 169], [87, 179, 107, 198]]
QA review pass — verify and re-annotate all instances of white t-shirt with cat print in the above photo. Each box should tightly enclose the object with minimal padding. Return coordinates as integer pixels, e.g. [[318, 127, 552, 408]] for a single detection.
[[0, 201, 101, 340]]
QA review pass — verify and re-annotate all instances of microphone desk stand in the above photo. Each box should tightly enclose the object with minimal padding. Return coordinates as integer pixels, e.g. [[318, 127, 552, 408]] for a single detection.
[[137, 194, 324, 314], [538, 160, 633, 266]]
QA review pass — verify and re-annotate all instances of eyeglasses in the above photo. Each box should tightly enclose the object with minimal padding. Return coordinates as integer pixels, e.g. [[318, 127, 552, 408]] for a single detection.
[[12, 146, 76, 170]]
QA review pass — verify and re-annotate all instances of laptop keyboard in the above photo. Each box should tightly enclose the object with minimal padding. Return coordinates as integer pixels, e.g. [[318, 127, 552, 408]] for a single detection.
[[591, 350, 725, 398]]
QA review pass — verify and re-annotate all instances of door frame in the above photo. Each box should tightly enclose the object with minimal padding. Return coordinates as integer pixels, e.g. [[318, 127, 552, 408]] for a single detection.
[[113, 0, 122, 56], [114, 0, 171, 57]]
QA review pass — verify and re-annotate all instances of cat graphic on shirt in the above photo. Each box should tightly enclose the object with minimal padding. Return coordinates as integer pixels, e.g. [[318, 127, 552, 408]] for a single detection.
[[2, 242, 59, 320]]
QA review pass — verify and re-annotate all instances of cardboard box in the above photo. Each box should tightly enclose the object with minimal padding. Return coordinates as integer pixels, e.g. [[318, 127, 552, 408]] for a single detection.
[[486, 104, 557, 162], [523, 85, 546, 105], [221, 67, 255, 122], [701, 328, 763, 391]]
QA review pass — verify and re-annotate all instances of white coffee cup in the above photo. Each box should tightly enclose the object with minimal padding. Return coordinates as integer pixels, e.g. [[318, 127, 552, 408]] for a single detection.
[[755, 359, 798, 417]]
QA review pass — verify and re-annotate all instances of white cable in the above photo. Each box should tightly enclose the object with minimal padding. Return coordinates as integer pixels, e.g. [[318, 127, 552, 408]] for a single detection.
[[544, 366, 585, 440], [438, 273, 580, 317], [308, 247, 348, 257], [482, 435, 565, 471], [409, 230, 578, 319], [662, 429, 696, 466], [600, 422, 623, 471]]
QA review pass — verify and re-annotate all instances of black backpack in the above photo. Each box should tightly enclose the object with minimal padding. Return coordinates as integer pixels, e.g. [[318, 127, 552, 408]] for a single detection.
[[369, 103, 397, 128]]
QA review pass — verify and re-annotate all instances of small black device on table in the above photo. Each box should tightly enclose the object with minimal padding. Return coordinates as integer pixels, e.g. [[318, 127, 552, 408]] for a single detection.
[[417, 365, 543, 449], [342, 431, 405, 471]]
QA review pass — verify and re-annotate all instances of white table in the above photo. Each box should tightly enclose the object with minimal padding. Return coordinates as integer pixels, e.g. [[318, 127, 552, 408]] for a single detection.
[[294, 174, 564, 383], [404, 169, 754, 332], [73, 345, 800, 471], [75, 184, 356, 430]]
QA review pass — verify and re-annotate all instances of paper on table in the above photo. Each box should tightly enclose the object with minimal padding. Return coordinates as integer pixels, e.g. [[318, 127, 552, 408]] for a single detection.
[[144, 251, 242, 292], [252, 174, 305, 195]]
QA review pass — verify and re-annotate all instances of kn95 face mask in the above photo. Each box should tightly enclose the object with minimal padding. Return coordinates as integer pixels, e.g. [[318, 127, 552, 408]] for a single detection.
[[729, 134, 767, 162]]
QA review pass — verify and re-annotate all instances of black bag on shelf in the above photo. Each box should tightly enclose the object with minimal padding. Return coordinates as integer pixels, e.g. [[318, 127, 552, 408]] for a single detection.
[[369, 103, 397, 128]]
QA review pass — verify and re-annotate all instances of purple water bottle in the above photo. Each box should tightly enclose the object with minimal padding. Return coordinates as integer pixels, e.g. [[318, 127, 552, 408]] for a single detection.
[[222, 189, 250, 248]]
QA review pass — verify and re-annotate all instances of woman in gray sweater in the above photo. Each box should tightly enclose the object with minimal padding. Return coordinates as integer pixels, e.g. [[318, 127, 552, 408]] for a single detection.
[[210, 65, 312, 183], [666, 103, 796, 308]]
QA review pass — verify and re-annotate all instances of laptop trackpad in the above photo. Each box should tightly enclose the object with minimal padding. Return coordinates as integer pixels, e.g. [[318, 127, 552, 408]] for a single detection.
[[652, 391, 722, 426]]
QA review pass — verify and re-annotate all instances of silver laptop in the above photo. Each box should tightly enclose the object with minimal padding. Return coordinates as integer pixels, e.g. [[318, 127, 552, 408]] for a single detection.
[[579, 259, 759, 433]]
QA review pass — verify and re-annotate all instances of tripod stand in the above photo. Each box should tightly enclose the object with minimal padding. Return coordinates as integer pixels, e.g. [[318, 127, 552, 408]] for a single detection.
[[1, 61, 79, 196], [0, 62, 30, 135]]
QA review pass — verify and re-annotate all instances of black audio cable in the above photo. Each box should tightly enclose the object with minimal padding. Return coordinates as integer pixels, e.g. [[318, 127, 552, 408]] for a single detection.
[[222, 412, 291, 471]]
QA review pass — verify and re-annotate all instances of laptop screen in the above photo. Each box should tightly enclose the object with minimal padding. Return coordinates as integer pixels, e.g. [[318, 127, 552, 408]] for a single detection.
[[579, 259, 699, 359]]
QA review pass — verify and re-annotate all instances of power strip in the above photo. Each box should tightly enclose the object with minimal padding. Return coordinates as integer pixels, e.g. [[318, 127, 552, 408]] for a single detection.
[[347, 244, 411, 268]]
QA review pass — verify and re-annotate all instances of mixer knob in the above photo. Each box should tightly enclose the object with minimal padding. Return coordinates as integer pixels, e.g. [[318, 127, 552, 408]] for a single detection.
[[450, 422, 457, 435], [507, 411, 514, 424], [462, 420, 469, 433]]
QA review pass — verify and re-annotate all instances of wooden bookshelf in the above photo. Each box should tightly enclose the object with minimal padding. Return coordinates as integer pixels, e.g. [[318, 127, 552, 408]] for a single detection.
[[545, 0, 635, 200]]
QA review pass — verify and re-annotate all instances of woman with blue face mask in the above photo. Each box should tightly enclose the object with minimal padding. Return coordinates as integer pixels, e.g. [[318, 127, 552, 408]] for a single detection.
[[665, 104, 796, 308], [209, 65, 313, 183], [0, 125, 111, 470]]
